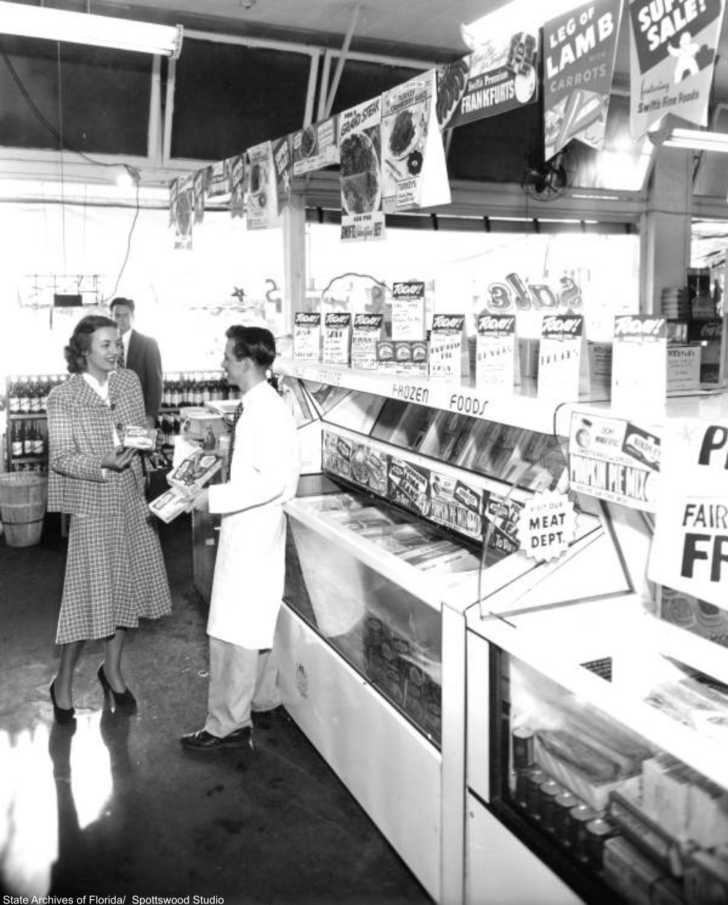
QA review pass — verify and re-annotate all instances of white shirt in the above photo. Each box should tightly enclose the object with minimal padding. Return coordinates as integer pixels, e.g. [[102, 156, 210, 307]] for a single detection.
[[83, 371, 120, 446], [120, 328, 132, 367]]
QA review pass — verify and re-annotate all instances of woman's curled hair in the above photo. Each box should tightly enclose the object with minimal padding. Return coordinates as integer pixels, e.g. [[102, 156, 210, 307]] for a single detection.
[[64, 314, 117, 374]]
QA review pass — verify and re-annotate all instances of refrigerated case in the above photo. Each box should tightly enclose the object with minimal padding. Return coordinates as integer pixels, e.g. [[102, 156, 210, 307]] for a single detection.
[[275, 362, 634, 902]]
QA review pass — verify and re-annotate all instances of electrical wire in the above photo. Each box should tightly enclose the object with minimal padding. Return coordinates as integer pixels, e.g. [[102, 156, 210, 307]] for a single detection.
[[103, 176, 141, 302], [56, 42, 67, 274]]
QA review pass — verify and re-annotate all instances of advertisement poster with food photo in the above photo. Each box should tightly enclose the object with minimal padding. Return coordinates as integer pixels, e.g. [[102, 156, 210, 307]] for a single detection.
[[543, 0, 623, 161], [388, 457, 430, 517], [349, 442, 389, 496], [228, 153, 246, 219], [568, 410, 661, 510], [429, 472, 483, 541], [246, 141, 278, 230], [292, 116, 340, 175], [648, 419, 728, 608], [339, 97, 385, 241], [322, 429, 352, 481], [381, 71, 450, 212], [436, 29, 539, 130], [207, 159, 229, 199], [273, 135, 293, 211], [629, 0, 726, 138], [171, 174, 194, 250]]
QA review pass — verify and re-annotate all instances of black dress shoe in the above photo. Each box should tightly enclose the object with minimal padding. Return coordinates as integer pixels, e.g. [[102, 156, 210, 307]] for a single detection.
[[97, 665, 137, 714], [180, 728, 254, 752], [49, 680, 76, 725]]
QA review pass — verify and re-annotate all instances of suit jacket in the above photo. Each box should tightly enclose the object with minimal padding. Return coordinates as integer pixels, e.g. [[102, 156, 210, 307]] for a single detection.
[[47, 370, 146, 516], [125, 329, 163, 420]]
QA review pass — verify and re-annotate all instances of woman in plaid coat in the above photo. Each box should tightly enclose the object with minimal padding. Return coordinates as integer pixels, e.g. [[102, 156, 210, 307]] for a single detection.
[[47, 315, 171, 722]]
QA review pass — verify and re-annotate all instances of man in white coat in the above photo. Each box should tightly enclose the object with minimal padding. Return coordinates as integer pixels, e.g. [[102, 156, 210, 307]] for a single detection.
[[181, 325, 299, 751]]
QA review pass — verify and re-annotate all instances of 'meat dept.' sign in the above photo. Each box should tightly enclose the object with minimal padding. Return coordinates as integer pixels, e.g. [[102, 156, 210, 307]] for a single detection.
[[648, 419, 728, 607]]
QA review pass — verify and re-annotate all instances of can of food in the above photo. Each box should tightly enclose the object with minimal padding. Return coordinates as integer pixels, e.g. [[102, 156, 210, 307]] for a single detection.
[[585, 817, 616, 869], [552, 791, 579, 845], [524, 768, 546, 819], [513, 769, 530, 809], [538, 779, 564, 832], [512, 727, 534, 770], [568, 804, 598, 861]]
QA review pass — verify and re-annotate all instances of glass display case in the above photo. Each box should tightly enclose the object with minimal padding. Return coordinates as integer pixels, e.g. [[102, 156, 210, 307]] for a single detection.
[[465, 605, 728, 905]]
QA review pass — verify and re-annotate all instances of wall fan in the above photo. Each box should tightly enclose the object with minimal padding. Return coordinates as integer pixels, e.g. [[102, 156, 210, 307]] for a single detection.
[[521, 151, 569, 200]]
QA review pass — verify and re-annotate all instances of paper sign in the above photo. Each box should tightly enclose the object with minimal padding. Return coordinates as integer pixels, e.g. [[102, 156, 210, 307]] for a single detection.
[[246, 141, 278, 229], [628, 0, 726, 138], [339, 97, 385, 242], [322, 430, 352, 480], [381, 71, 451, 212], [292, 116, 340, 175], [228, 154, 246, 218], [273, 135, 293, 212], [351, 313, 384, 370], [538, 314, 585, 400], [322, 312, 352, 365], [293, 312, 321, 362], [612, 315, 667, 413], [437, 30, 539, 130], [429, 314, 468, 379], [688, 318, 728, 385], [543, 0, 623, 161], [388, 457, 430, 517], [476, 314, 516, 393], [648, 419, 728, 607], [392, 281, 427, 340], [667, 345, 701, 393], [349, 441, 389, 496], [568, 410, 661, 510], [484, 494, 524, 556], [517, 491, 577, 562]]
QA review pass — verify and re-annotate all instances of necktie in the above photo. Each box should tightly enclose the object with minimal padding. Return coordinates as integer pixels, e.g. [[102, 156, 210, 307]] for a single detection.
[[119, 342, 126, 369], [228, 402, 243, 476]]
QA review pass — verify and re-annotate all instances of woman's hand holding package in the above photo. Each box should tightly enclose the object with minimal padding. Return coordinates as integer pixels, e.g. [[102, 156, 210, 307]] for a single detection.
[[101, 447, 137, 472]]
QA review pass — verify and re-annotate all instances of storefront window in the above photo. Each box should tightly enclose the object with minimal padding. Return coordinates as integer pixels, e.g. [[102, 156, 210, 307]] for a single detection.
[[305, 223, 640, 342]]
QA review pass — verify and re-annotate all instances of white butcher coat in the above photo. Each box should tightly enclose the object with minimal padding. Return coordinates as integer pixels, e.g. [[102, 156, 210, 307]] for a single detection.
[[207, 379, 299, 649]]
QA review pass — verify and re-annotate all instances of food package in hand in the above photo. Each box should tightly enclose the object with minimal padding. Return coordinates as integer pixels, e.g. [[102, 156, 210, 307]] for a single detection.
[[148, 488, 191, 524], [123, 425, 158, 450], [167, 449, 223, 494]]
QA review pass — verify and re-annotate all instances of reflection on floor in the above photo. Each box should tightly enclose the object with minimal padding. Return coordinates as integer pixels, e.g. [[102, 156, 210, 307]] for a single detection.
[[0, 516, 430, 903]]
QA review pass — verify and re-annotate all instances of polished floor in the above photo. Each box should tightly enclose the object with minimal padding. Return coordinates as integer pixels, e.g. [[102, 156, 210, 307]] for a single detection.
[[0, 516, 431, 904]]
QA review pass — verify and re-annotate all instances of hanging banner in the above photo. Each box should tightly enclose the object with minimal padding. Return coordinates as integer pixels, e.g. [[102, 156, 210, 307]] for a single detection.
[[228, 154, 246, 219], [193, 166, 209, 224], [436, 29, 539, 130], [246, 141, 278, 230], [207, 159, 229, 198], [648, 419, 728, 607], [339, 97, 385, 242], [629, 0, 726, 138], [172, 175, 194, 250], [168, 177, 179, 229], [381, 70, 451, 212], [292, 116, 340, 175], [543, 0, 623, 161], [273, 134, 293, 212]]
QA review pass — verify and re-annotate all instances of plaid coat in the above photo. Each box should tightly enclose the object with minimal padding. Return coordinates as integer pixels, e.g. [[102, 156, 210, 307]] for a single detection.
[[47, 369, 145, 515], [47, 369, 171, 643]]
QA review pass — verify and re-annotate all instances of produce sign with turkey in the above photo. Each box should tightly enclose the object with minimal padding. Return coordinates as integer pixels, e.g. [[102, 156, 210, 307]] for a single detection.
[[436, 29, 539, 130], [339, 97, 385, 241], [381, 71, 450, 212]]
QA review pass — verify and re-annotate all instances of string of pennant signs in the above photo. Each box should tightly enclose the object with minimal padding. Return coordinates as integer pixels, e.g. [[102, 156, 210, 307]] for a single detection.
[[169, 0, 726, 247]]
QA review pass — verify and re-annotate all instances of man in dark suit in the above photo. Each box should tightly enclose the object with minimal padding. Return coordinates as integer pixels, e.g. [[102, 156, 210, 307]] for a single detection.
[[110, 297, 163, 427]]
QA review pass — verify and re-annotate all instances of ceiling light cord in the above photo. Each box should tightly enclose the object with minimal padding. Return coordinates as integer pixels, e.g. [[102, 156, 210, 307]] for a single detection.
[[56, 40, 67, 274], [103, 176, 140, 303]]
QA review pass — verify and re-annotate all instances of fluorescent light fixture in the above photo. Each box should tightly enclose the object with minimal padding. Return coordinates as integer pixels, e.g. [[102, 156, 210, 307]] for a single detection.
[[661, 128, 728, 152], [0, 1, 183, 58]]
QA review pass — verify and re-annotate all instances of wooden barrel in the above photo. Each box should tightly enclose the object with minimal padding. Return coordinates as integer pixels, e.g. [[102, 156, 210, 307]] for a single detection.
[[0, 474, 47, 547]]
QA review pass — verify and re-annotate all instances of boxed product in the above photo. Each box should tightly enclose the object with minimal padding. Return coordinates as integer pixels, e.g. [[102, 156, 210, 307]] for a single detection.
[[148, 488, 192, 524], [391, 280, 426, 340], [167, 449, 223, 494], [429, 314, 468, 379], [293, 311, 321, 361], [376, 339, 428, 375], [657, 585, 728, 647], [351, 313, 384, 370], [603, 836, 666, 905], [322, 312, 352, 365], [122, 425, 158, 450]]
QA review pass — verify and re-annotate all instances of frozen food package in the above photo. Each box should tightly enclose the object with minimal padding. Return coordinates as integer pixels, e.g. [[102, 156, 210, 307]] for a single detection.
[[122, 425, 158, 450]]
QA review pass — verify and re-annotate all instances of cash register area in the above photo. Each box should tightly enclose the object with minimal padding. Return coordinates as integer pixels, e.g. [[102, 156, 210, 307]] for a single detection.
[[0, 515, 430, 903]]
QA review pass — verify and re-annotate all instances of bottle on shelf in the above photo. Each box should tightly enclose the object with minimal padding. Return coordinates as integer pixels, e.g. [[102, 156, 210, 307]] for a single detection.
[[18, 376, 30, 413], [11, 421, 23, 458], [23, 421, 34, 456], [8, 376, 20, 414]]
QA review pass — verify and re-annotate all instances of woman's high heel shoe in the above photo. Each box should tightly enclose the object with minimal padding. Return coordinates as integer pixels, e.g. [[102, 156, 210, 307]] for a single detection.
[[97, 665, 137, 714], [49, 680, 76, 725]]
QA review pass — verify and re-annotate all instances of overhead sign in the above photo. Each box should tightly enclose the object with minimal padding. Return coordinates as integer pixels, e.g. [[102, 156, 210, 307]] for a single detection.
[[648, 419, 728, 607], [629, 0, 726, 138], [543, 0, 623, 160]]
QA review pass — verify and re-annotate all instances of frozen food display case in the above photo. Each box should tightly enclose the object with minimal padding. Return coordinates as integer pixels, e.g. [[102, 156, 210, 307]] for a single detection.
[[274, 362, 634, 902], [463, 602, 728, 905]]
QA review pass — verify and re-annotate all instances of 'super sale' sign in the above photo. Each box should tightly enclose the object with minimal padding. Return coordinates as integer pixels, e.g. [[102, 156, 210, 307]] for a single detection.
[[648, 420, 728, 606]]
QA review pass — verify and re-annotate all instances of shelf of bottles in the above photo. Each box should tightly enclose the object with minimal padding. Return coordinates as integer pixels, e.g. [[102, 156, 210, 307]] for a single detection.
[[157, 372, 236, 448], [5, 374, 65, 473]]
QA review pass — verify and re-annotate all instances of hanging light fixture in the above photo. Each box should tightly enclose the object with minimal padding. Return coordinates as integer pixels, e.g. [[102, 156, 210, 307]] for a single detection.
[[0, 1, 183, 58]]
